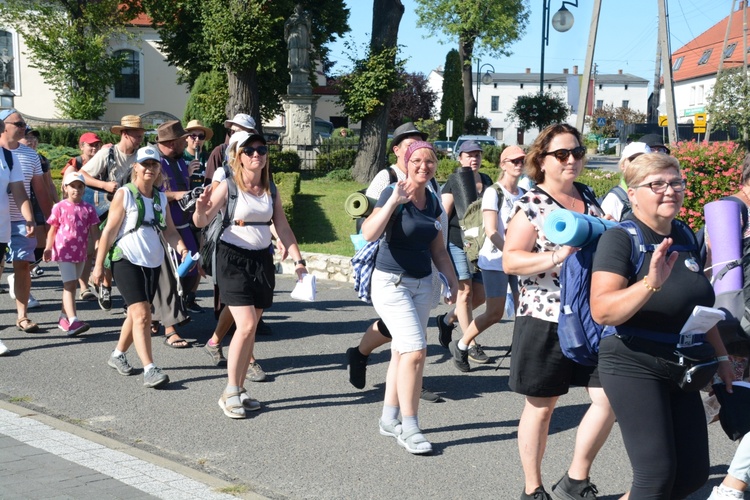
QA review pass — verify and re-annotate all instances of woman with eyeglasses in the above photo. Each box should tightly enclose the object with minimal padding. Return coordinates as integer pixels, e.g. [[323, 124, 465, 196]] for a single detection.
[[193, 131, 306, 419], [503, 124, 615, 500], [362, 141, 457, 454], [590, 153, 732, 498]]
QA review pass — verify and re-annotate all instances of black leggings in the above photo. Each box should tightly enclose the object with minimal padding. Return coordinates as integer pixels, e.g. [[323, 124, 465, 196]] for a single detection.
[[599, 371, 708, 499]]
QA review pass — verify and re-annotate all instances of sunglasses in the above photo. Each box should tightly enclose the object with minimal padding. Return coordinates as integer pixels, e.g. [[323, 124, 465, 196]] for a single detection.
[[541, 146, 586, 162], [189, 133, 206, 140], [503, 158, 524, 166], [7, 121, 26, 129], [242, 145, 268, 156]]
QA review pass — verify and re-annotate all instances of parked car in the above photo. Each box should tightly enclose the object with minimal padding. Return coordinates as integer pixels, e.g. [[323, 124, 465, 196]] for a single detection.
[[433, 140, 454, 156], [597, 137, 620, 154], [453, 135, 498, 155]]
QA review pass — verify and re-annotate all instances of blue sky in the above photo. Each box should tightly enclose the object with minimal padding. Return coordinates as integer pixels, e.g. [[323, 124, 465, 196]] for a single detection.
[[327, 0, 736, 90]]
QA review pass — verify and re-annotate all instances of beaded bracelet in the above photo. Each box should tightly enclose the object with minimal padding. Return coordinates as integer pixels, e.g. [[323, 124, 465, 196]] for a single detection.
[[642, 276, 662, 292]]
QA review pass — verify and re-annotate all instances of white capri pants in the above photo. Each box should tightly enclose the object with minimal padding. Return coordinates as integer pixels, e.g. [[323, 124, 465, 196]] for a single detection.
[[58, 261, 85, 284], [371, 268, 432, 354], [728, 432, 750, 484]]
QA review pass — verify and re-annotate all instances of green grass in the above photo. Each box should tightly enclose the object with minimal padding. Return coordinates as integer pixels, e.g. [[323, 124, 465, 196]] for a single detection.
[[293, 178, 365, 257]]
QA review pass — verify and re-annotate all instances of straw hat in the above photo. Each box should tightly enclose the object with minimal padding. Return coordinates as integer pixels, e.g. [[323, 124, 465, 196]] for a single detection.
[[110, 115, 145, 135], [185, 119, 214, 141]]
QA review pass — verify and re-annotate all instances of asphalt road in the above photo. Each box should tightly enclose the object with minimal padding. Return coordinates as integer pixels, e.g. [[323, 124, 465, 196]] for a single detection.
[[0, 267, 739, 499]]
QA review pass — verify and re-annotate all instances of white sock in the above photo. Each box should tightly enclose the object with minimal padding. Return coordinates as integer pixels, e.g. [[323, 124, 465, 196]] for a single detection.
[[381, 404, 400, 423], [714, 485, 744, 499], [112, 349, 125, 357], [457, 340, 469, 350], [68, 316, 78, 324], [144, 363, 155, 373]]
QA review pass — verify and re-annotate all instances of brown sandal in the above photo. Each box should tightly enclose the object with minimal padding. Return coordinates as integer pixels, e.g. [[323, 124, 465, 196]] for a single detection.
[[16, 317, 39, 333]]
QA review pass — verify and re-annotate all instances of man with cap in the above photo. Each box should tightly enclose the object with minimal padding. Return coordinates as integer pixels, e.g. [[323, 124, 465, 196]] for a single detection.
[[184, 119, 213, 189], [447, 145, 526, 372], [345, 121, 446, 403], [81, 114, 145, 310], [638, 133, 670, 155], [204, 113, 258, 183], [62, 131, 102, 301], [152, 120, 200, 347], [600, 141, 651, 221], [0, 109, 53, 332], [436, 140, 494, 365]]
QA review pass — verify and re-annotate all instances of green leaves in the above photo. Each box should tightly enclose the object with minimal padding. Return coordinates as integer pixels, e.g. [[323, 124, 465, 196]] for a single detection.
[[508, 91, 570, 132], [706, 68, 750, 137]]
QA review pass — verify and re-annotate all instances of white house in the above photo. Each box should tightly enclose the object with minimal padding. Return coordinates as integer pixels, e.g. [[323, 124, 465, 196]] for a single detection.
[[429, 66, 649, 146], [0, 13, 189, 125]]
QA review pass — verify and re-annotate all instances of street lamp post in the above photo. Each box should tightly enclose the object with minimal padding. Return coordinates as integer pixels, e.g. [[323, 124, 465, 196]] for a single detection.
[[475, 61, 496, 117], [540, 1, 578, 93]]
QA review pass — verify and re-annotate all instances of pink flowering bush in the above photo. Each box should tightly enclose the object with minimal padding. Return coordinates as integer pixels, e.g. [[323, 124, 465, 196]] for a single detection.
[[672, 140, 745, 230]]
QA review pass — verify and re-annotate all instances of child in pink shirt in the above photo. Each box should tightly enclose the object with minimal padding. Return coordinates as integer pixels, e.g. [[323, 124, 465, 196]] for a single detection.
[[43, 172, 100, 336]]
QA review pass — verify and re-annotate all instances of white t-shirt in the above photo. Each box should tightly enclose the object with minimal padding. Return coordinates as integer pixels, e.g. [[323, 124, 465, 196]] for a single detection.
[[600, 186, 628, 222], [82, 144, 137, 182], [7, 144, 42, 222], [212, 165, 228, 184], [0, 150, 24, 241], [477, 183, 525, 271], [115, 187, 167, 268], [220, 187, 274, 250]]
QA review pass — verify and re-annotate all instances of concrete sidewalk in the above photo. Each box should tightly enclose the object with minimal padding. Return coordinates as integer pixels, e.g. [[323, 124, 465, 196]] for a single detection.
[[0, 401, 263, 499]]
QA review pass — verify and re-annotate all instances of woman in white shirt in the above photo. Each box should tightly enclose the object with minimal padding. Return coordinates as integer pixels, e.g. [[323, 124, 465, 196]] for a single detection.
[[92, 146, 189, 389], [447, 146, 525, 372]]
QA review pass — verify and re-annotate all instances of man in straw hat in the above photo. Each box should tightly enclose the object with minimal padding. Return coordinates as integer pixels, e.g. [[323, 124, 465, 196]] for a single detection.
[[81, 114, 145, 311], [183, 119, 213, 189]]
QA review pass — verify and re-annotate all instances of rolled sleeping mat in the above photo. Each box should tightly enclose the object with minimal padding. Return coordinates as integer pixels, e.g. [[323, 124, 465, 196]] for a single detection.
[[705, 199, 743, 295], [452, 167, 479, 220], [543, 209, 618, 247], [345, 191, 377, 219]]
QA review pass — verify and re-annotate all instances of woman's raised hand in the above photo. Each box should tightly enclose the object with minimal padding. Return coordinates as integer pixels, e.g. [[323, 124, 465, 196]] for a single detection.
[[647, 238, 679, 289], [391, 180, 411, 205], [195, 184, 213, 213]]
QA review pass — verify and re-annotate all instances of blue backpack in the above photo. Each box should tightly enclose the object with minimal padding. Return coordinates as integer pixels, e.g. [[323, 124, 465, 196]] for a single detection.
[[557, 219, 697, 366]]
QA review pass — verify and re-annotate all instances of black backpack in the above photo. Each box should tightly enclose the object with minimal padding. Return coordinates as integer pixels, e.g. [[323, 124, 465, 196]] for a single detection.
[[598, 185, 631, 220]]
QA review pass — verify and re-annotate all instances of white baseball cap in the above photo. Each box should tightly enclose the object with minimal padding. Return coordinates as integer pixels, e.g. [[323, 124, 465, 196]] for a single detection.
[[136, 146, 161, 164], [63, 172, 86, 186], [620, 142, 651, 160]]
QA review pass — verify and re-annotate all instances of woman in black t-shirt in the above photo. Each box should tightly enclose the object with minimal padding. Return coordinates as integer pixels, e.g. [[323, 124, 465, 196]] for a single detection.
[[591, 153, 733, 498]]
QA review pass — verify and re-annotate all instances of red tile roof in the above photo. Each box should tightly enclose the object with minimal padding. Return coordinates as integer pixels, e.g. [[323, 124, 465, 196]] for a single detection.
[[672, 7, 749, 82]]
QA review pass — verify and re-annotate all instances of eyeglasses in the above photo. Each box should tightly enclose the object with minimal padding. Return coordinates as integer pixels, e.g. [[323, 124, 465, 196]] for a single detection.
[[541, 146, 586, 162], [242, 145, 268, 156], [633, 179, 686, 194], [503, 158, 524, 166], [6, 121, 26, 129], [409, 159, 436, 167], [189, 133, 206, 141]]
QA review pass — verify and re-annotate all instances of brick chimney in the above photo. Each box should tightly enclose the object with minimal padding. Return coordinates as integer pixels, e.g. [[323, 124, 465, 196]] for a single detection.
[[618, 69, 623, 75], [563, 68, 569, 74], [525, 68, 531, 74], [573, 65, 578, 75]]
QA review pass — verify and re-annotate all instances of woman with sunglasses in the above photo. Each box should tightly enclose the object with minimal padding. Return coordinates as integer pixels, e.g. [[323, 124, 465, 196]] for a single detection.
[[590, 153, 732, 498], [92, 146, 189, 389], [503, 124, 615, 500], [193, 131, 306, 419]]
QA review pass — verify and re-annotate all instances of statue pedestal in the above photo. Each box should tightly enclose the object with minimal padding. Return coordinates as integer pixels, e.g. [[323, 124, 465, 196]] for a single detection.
[[280, 94, 320, 148]]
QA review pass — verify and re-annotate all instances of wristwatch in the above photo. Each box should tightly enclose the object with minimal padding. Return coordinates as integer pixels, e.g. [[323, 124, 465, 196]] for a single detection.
[[294, 259, 307, 266]]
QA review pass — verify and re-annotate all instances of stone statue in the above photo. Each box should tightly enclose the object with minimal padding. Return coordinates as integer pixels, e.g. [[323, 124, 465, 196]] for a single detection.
[[0, 48, 13, 84], [285, 4, 311, 74]]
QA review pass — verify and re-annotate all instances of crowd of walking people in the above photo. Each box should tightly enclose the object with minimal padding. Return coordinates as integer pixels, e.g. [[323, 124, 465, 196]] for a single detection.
[[0, 110, 749, 498]]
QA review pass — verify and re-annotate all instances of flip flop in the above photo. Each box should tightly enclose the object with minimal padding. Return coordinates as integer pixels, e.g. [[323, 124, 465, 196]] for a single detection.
[[164, 332, 190, 348]]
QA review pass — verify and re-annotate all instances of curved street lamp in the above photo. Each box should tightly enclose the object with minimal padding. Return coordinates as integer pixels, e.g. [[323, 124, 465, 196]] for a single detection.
[[475, 61, 496, 117], [541, 1, 578, 93]]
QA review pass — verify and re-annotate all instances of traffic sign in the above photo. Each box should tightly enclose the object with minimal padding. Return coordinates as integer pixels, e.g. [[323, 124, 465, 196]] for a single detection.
[[615, 119, 624, 130], [694, 113, 707, 126], [658, 115, 668, 127], [596, 117, 606, 127]]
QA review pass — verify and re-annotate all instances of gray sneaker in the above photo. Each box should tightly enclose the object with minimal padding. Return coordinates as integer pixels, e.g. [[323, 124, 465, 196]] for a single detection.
[[449, 340, 471, 372], [143, 366, 170, 388], [204, 342, 227, 366], [108, 352, 133, 376], [468, 343, 490, 364], [246, 361, 267, 382]]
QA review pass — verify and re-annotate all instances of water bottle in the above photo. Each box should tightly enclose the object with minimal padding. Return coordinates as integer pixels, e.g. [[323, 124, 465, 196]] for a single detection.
[[177, 252, 200, 277]]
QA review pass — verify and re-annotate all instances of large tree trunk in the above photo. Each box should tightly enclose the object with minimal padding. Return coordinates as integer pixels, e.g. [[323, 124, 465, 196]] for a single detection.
[[226, 66, 262, 133], [351, 0, 404, 184], [458, 36, 476, 123]]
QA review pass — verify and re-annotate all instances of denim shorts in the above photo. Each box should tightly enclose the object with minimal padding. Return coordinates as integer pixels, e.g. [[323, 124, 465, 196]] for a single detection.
[[448, 242, 483, 282], [480, 269, 513, 298], [8, 221, 37, 262]]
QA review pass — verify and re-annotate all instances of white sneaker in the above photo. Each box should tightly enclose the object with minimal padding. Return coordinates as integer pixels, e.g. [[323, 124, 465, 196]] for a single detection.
[[0, 339, 9, 356], [27, 294, 41, 309], [7, 273, 15, 299]]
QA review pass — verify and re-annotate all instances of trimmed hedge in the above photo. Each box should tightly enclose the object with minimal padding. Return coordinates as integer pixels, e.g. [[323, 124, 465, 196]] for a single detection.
[[34, 127, 119, 149], [269, 150, 301, 173], [273, 172, 300, 226], [315, 148, 357, 175]]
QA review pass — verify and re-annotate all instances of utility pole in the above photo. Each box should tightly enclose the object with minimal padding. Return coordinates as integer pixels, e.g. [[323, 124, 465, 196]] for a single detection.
[[650, 36, 661, 123], [575, 0, 602, 133], [658, 0, 679, 143]]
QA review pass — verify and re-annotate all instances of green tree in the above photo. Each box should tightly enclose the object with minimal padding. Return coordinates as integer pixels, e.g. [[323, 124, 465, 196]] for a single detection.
[[0, 0, 136, 119], [707, 67, 750, 145], [387, 71, 437, 130], [587, 104, 647, 137], [183, 70, 229, 145], [139, 0, 349, 128], [414, 0, 529, 121], [439, 49, 464, 140], [508, 92, 569, 132]]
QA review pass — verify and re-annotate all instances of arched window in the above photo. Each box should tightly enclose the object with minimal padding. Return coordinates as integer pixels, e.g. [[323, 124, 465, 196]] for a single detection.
[[114, 49, 140, 99]]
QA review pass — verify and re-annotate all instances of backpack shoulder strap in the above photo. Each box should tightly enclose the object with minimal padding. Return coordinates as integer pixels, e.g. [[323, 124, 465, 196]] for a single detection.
[[617, 220, 648, 276], [575, 182, 602, 211], [387, 166, 399, 184], [151, 187, 166, 230], [612, 185, 629, 205], [223, 177, 239, 227], [3, 148, 12, 170], [125, 183, 145, 230], [491, 183, 504, 211], [74, 156, 83, 171]]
